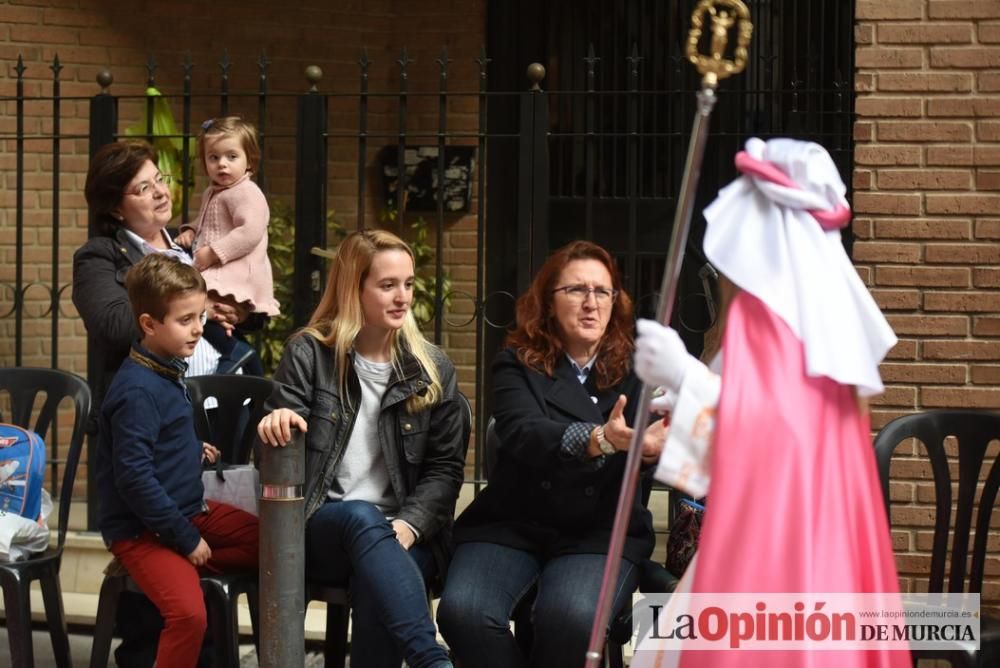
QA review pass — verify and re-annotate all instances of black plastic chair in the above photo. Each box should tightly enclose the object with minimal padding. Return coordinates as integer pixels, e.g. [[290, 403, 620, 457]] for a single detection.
[[874, 410, 1000, 668], [186, 374, 276, 466], [308, 391, 473, 668], [0, 367, 90, 668], [89, 374, 274, 668]]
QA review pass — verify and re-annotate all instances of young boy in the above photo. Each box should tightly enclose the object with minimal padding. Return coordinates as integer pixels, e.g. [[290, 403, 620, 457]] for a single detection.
[[96, 253, 258, 668]]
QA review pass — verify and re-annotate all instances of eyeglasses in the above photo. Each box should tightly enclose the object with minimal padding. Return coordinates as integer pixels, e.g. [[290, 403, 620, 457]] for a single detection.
[[126, 173, 172, 198], [552, 284, 619, 305]]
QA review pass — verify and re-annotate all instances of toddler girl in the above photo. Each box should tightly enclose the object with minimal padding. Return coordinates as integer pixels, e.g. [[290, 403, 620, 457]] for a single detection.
[[176, 116, 279, 373]]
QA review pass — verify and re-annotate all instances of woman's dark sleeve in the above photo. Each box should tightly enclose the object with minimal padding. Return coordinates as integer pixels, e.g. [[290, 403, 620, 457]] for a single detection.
[[491, 349, 587, 472], [72, 240, 139, 351], [396, 355, 465, 539], [253, 335, 315, 466], [264, 335, 316, 420]]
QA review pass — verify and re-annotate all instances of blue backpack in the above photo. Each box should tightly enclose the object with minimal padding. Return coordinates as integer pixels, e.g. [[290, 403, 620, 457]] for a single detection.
[[0, 424, 46, 520]]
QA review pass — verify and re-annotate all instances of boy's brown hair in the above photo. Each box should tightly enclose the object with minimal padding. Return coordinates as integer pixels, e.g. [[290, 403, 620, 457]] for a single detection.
[[125, 254, 207, 329], [197, 116, 261, 173]]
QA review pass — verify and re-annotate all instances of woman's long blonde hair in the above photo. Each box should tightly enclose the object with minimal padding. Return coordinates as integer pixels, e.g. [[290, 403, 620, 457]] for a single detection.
[[301, 229, 442, 413]]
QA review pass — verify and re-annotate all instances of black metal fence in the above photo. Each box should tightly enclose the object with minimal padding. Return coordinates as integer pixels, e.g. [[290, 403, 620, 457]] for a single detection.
[[0, 0, 855, 529]]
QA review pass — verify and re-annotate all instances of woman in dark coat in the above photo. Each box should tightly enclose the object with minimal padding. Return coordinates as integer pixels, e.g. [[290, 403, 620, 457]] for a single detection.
[[437, 240, 666, 668]]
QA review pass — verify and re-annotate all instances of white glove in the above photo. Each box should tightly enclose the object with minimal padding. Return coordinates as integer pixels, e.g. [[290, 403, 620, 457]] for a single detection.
[[649, 387, 677, 416], [634, 319, 695, 393]]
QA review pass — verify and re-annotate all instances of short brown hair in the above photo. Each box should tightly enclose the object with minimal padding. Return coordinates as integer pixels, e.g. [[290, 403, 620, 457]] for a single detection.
[[85, 141, 157, 235], [197, 116, 261, 173], [505, 240, 635, 389], [126, 254, 207, 329]]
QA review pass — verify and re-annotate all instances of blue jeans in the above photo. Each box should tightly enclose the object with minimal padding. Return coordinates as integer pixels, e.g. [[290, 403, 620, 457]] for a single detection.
[[437, 542, 639, 668], [306, 499, 452, 668]]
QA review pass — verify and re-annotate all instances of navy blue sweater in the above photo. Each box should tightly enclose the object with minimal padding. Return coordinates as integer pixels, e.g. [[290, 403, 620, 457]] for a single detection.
[[97, 344, 204, 555]]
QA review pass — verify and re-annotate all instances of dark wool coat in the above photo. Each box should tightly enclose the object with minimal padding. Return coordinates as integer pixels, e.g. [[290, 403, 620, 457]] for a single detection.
[[455, 348, 655, 564], [72, 228, 147, 430]]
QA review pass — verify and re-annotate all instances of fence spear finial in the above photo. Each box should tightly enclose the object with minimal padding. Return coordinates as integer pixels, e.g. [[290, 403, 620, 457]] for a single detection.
[[398, 47, 414, 80], [145, 55, 156, 88], [436, 45, 451, 74]]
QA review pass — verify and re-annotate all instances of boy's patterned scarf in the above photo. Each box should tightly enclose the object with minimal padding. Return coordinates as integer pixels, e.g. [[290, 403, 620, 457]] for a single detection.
[[129, 345, 188, 382]]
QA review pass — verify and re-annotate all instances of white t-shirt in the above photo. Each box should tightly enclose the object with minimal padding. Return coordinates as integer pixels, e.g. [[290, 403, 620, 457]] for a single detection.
[[327, 352, 396, 512]]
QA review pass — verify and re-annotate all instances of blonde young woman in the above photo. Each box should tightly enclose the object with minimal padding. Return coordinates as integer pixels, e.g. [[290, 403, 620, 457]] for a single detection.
[[257, 229, 462, 668]]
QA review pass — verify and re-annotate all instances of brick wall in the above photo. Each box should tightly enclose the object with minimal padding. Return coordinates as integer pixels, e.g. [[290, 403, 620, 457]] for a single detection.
[[855, 0, 1000, 604], [0, 0, 486, 469]]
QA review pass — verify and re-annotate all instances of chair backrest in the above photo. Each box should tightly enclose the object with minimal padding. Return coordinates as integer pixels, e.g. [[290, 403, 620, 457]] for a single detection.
[[483, 416, 500, 483], [456, 391, 473, 460], [0, 367, 91, 550], [873, 409, 1000, 595], [184, 374, 275, 465]]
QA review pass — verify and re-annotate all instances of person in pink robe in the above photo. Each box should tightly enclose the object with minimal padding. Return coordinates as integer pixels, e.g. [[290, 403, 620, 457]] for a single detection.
[[631, 138, 909, 668]]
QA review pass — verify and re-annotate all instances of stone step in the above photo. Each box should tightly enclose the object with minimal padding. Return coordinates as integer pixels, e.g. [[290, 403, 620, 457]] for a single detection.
[[0, 586, 330, 642]]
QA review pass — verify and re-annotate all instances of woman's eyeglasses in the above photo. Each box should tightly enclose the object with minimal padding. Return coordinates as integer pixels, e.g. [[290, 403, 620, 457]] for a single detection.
[[552, 284, 619, 305], [126, 173, 172, 198]]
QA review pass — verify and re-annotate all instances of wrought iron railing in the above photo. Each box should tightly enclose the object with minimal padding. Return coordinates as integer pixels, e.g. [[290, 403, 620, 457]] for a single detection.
[[1, 2, 854, 526]]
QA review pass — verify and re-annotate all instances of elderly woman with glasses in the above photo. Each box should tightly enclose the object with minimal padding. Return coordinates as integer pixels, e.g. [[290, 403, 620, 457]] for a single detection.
[[437, 240, 666, 668]]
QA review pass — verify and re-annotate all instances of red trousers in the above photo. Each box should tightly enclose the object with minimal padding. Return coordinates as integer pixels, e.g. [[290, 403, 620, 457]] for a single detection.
[[110, 501, 259, 668]]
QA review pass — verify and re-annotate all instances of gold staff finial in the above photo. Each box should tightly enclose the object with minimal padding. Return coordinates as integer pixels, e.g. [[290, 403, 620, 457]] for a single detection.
[[687, 0, 753, 88]]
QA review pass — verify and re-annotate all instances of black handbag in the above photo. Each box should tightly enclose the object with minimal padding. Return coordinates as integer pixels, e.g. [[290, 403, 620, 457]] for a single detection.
[[665, 498, 704, 577]]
